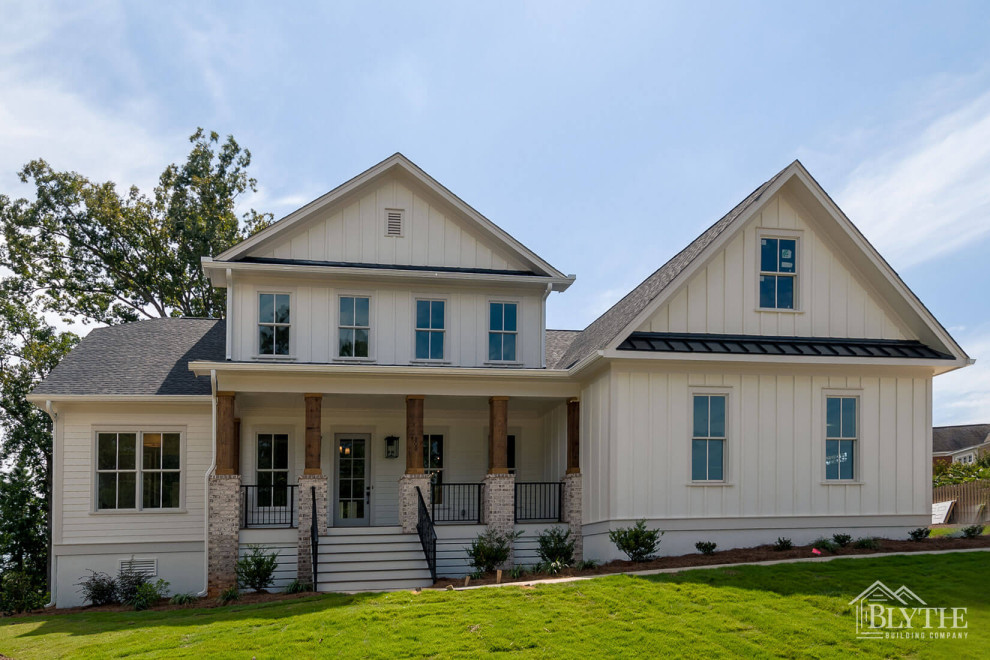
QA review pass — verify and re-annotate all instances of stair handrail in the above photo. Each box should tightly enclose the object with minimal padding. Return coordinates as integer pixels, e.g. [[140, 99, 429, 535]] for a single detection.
[[310, 485, 319, 587], [415, 486, 438, 582]]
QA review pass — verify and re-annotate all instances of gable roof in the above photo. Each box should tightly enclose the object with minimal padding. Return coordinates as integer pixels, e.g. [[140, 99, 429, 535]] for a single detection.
[[933, 424, 990, 454], [209, 153, 573, 289], [31, 318, 223, 397], [556, 160, 970, 370]]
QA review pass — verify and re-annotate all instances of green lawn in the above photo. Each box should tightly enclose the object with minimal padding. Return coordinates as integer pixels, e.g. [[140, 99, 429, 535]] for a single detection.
[[2, 552, 987, 659]]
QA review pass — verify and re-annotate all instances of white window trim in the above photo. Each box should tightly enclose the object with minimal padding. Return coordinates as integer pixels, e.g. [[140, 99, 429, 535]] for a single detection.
[[485, 299, 523, 366], [411, 295, 450, 363], [255, 288, 296, 359], [334, 291, 376, 363], [755, 227, 805, 314], [91, 427, 186, 514], [821, 389, 863, 484], [254, 430, 293, 508], [687, 387, 733, 486]]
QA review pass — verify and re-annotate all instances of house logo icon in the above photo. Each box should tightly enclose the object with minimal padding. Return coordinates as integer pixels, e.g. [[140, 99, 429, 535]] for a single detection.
[[849, 580, 967, 640]]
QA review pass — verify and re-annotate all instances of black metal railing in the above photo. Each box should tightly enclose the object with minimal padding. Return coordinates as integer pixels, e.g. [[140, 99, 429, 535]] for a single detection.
[[432, 482, 482, 523], [240, 484, 297, 528], [415, 486, 438, 582], [514, 482, 561, 522], [310, 486, 319, 587]]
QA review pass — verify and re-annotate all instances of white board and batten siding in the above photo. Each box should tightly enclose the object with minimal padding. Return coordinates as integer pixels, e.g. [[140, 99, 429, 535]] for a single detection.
[[637, 191, 910, 340]]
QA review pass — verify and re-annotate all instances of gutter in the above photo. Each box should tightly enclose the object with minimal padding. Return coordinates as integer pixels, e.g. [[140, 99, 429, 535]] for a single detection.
[[43, 400, 57, 609], [198, 369, 218, 598]]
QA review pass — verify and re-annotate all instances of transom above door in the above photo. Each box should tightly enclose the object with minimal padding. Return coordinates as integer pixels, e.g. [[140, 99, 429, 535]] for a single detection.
[[334, 434, 371, 527]]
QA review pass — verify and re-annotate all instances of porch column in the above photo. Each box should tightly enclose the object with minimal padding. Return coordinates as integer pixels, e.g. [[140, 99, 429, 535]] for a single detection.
[[399, 395, 431, 534], [483, 396, 515, 568], [561, 398, 583, 560], [208, 392, 240, 595], [298, 393, 328, 587]]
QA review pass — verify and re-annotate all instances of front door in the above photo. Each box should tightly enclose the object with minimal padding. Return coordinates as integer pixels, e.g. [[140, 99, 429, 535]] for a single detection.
[[333, 434, 371, 527]]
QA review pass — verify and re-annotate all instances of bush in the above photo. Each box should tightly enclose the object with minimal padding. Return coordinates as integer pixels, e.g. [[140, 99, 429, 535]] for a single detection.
[[217, 586, 239, 605], [169, 592, 196, 606], [812, 538, 837, 554], [908, 527, 931, 542], [116, 566, 151, 605], [130, 579, 170, 611], [695, 541, 717, 555], [577, 559, 599, 571], [535, 560, 567, 576], [1, 570, 46, 614], [853, 537, 881, 550], [284, 579, 311, 595], [77, 570, 119, 606], [466, 528, 522, 574], [832, 533, 852, 548], [236, 545, 279, 592], [962, 524, 985, 539], [772, 537, 793, 551], [608, 520, 663, 562], [536, 527, 575, 567], [508, 566, 526, 580]]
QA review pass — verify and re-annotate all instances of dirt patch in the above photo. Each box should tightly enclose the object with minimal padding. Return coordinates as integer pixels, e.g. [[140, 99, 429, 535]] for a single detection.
[[432, 535, 990, 589]]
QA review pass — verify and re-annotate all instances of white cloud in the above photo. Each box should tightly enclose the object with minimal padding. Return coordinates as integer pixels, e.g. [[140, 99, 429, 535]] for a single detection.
[[934, 327, 990, 426], [837, 90, 990, 269]]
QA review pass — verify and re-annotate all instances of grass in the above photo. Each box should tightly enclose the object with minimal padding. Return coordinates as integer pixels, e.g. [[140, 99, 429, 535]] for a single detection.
[[930, 525, 988, 538], [2, 552, 987, 658]]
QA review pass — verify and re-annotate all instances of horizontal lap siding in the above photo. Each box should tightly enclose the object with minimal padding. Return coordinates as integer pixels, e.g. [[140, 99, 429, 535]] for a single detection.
[[238, 543, 298, 591]]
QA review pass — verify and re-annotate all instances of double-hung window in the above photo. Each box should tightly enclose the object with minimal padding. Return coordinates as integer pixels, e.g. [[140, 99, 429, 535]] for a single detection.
[[488, 302, 518, 362], [339, 296, 370, 358], [825, 397, 857, 480], [759, 237, 797, 309], [257, 433, 289, 507], [97, 431, 182, 510], [97, 432, 137, 509], [259, 293, 291, 356], [423, 434, 444, 502], [142, 433, 181, 509], [415, 300, 445, 360], [691, 395, 726, 481]]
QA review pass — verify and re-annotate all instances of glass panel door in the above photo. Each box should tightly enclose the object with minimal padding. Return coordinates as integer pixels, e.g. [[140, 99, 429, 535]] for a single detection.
[[334, 435, 370, 526]]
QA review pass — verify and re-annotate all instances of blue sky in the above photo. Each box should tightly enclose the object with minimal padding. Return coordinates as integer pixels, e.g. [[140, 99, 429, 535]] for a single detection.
[[2, 1, 990, 425]]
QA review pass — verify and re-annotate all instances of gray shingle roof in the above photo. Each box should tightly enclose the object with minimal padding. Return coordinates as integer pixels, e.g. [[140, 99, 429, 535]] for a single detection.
[[32, 318, 224, 396], [545, 330, 581, 369], [552, 164, 791, 369], [933, 424, 990, 454]]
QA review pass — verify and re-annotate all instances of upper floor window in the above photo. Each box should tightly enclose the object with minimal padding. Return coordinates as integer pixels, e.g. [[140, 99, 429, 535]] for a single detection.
[[759, 237, 797, 309], [488, 302, 518, 362], [339, 296, 370, 358], [825, 396, 857, 480], [691, 395, 725, 481], [97, 431, 181, 510], [415, 300, 445, 360], [259, 293, 290, 356]]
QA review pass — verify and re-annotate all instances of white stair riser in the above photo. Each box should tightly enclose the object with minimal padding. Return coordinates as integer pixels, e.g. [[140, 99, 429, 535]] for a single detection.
[[318, 551, 426, 563]]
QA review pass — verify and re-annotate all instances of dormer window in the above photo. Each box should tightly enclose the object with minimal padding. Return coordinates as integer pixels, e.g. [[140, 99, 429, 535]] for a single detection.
[[759, 237, 797, 309], [259, 293, 290, 356]]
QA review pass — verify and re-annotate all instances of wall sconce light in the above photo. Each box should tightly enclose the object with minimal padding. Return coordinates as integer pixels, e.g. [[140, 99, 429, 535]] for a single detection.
[[384, 435, 400, 459]]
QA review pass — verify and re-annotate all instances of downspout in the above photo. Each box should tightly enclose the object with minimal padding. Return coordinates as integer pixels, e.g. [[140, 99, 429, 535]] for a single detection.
[[198, 369, 218, 597], [541, 283, 551, 368], [43, 400, 57, 608]]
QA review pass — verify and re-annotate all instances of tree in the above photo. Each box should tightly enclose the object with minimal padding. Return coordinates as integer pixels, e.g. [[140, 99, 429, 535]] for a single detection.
[[0, 128, 273, 325]]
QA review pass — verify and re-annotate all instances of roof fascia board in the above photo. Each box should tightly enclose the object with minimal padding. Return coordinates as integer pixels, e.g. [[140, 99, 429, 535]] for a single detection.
[[188, 360, 572, 379], [27, 394, 211, 404]]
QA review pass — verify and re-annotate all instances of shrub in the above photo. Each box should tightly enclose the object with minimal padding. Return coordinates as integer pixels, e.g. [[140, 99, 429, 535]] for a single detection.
[[77, 570, 119, 606], [853, 537, 880, 550], [217, 586, 239, 605], [577, 559, 599, 571], [832, 533, 852, 548], [772, 537, 793, 551], [609, 520, 663, 562], [116, 566, 151, 605], [284, 579, 311, 594], [536, 527, 575, 567], [962, 524, 985, 539], [695, 541, 717, 556], [466, 528, 522, 574], [535, 560, 566, 576], [812, 538, 837, 554], [169, 592, 196, 606], [508, 566, 526, 580], [908, 527, 931, 542], [131, 579, 170, 611], [1, 570, 46, 614], [236, 545, 280, 592]]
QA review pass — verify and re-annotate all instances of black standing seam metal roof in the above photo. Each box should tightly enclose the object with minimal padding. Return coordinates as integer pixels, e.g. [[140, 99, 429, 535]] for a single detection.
[[616, 332, 954, 360]]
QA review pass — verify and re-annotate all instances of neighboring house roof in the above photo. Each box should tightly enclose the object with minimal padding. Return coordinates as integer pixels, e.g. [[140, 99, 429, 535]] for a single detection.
[[32, 318, 223, 397], [933, 424, 990, 454], [545, 330, 582, 369], [617, 333, 954, 360]]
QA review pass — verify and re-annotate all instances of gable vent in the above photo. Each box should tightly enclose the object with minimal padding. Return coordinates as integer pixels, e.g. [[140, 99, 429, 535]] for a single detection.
[[119, 558, 157, 577], [385, 209, 404, 237]]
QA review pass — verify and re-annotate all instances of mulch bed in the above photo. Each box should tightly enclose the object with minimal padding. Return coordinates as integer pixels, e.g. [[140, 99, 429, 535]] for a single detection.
[[432, 534, 990, 589]]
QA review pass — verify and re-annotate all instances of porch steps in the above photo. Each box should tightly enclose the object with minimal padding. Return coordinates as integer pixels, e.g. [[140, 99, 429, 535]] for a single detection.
[[315, 526, 433, 592]]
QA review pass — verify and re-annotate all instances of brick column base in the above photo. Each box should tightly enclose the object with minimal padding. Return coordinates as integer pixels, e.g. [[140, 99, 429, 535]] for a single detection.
[[208, 474, 241, 596], [399, 474, 432, 534], [561, 472, 583, 561], [297, 475, 328, 586], [483, 473, 516, 568]]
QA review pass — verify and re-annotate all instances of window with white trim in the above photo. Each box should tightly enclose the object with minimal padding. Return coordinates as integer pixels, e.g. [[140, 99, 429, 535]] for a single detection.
[[257, 434, 289, 507], [825, 396, 857, 480], [142, 433, 181, 509], [258, 293, 290, 356], [415, 300, 445, 360], [339, 296, 371, 358], [691, 395, 725, 481], [488, 302, 518, 362], [759, 237, 797, 309], [424, 434, 444, 503], [97, 431, 182, 511]]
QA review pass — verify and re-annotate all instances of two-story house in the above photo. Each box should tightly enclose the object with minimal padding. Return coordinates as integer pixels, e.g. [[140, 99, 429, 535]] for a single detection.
[[31, 154, 970, 607]]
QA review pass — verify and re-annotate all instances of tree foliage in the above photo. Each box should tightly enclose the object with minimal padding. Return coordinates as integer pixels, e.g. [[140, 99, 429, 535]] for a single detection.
[[933, 452, 990, 487]]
